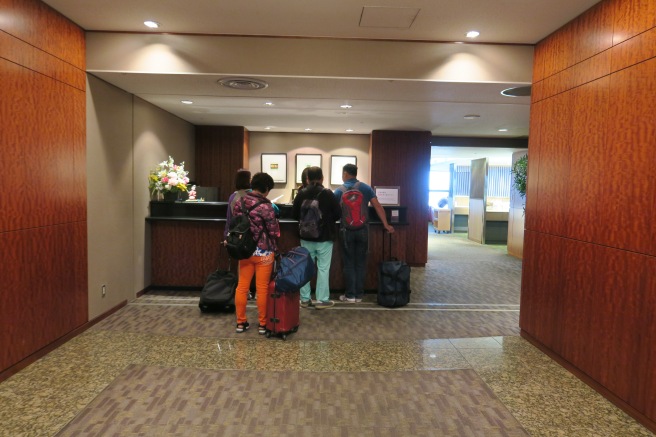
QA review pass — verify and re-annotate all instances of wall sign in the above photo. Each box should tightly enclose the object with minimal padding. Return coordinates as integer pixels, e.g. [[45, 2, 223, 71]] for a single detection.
[[375, 186, 400, 206]]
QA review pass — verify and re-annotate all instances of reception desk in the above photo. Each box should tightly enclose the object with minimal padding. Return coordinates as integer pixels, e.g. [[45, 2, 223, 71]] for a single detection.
[[147, 201, 408, 290]]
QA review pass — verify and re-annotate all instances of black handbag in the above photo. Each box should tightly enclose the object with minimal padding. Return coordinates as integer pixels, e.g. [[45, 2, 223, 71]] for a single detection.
[[199, 258, 237, 313]]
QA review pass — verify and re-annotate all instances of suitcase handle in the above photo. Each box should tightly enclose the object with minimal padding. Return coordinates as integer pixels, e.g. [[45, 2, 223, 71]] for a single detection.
[[382, 228, 395, 261]]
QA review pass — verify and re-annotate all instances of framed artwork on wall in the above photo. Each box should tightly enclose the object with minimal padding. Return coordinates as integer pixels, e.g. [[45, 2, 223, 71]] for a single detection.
[[261, 153, 287, 183], [330, 155, 357, 185], [295, 154, 322, 184]]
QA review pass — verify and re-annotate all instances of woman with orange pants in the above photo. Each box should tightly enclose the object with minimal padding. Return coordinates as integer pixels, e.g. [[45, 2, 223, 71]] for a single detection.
[[231, 172, 280, 334]]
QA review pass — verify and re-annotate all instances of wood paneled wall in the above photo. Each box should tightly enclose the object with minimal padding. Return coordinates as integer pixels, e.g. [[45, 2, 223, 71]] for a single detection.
[[370, 130, 431, 266], [195, 126, 248, 201], [0, 0, 87, 375], [523, 0, 656, 430]]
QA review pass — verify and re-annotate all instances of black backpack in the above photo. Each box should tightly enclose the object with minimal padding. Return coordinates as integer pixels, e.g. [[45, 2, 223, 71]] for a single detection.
[[298, 189, 324, 240], [225, 197, 266, 260]]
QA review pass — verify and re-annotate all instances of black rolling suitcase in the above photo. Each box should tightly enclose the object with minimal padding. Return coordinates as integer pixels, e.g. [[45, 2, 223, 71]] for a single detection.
[[377, 231, 411, 308], [199, 255, 237, 313]]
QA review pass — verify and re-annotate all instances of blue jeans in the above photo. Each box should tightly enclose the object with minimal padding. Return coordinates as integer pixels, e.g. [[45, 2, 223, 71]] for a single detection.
[[341, 227, 369, 299], [300, 240, 334, 302]]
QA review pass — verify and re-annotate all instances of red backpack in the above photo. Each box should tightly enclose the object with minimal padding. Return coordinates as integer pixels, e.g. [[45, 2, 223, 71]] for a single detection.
[[338, 182, 368, 230]]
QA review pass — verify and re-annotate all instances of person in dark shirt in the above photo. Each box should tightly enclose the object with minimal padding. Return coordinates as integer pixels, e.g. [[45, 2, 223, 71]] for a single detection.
[[292, 166, 341, 309]]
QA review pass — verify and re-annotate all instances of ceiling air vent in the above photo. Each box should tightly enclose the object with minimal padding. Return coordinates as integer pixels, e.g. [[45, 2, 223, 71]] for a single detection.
[[501, 86, 531, 97], [218, 77, 268, 90]]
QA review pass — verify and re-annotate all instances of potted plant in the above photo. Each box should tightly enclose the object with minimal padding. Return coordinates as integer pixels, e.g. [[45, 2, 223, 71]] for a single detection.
[[511, 154, 528, 199]]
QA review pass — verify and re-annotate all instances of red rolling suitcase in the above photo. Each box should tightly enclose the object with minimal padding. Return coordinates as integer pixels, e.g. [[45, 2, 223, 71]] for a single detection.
[[264, 280, 300, 340]]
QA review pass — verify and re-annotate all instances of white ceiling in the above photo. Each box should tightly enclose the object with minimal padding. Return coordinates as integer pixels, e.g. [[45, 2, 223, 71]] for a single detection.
[[44, 0, 600, 152]]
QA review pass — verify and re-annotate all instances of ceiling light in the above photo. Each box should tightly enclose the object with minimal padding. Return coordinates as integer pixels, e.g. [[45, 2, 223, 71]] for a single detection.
[[340, 104, 352, 109], [346, 129, 354, 132], [465, 30, 480, 39], [264, 126, 275, 130], [264, 102, 274, 106], [217, 77, 268, 90], [144, 20, 160, 29], [181, 100, 193, 105], [501, 86, 532, 97], [304, 128, 312, 132], [498, 128, 508, 132], [463, 114, 480, 119]]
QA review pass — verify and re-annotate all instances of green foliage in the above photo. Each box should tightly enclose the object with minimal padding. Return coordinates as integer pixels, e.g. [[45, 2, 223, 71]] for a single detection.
[[511, 154, 528, 198]]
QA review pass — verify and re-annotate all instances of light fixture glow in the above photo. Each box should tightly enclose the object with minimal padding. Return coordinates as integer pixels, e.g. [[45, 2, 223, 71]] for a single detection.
[[340, 104, 352, 109], [265, 126, 275, 130], [144, 20, 160, 29], [465, 30, 480, 39], [463, 114, 480, 119], [304, 128, 313, 132], [498, 128, 508, 132], [181, 100, 193, 105], [264, 102, 274, 106], [346, 129, 354, 132]]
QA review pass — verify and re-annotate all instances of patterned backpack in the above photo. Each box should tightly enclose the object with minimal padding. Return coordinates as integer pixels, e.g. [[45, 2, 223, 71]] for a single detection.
[[338, 182, 367, 230]]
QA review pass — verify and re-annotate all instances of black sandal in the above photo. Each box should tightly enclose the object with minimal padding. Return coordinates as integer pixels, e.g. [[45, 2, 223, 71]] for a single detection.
[[236, 322, 250, 333]]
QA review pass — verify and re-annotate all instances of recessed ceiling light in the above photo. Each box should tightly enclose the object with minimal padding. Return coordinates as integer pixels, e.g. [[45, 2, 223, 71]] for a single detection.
[[346, 129, 354, 132], [465, 30, 480, 39], [181, 100, 193, 105], [304, 128, 313, 132], [264, 126, 275, 130], [498, 128, 508, 132], [501, 86, 532, 97], [144, 20, 160, 29], [340, 104, 352, 109], [463, 114, 480, 119], [264, 102, 274, 106]]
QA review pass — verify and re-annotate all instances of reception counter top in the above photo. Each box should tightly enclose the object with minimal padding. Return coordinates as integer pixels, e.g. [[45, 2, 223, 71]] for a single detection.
[[147, 201, 408, 290]]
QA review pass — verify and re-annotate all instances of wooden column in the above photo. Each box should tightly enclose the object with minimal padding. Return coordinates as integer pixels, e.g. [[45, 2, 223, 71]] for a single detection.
[[370, 130, 431, 266], [195, 126, 249, 201]]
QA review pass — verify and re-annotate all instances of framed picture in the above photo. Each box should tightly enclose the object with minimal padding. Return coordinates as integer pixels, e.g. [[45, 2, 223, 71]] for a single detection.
[[295, 154, 322, 184], [330, 155, 357, 185], [375, 186, 400, 206], [261, 153, 287, 183]]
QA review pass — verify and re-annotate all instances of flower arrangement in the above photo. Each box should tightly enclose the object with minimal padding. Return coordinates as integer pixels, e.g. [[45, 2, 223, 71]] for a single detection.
[[148, 156, 189, 195]]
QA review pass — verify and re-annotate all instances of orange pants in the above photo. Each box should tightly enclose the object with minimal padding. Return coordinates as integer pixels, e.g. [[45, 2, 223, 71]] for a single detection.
[[235, 253, 274, 327]]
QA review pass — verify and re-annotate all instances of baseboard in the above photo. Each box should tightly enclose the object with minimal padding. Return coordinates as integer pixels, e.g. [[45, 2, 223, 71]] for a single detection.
[[520, 330, 656, 434], [0, 300, 127, 383]]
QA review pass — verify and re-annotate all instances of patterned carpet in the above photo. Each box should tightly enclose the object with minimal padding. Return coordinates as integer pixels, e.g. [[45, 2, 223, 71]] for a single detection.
[[56, 366, 528, 436]]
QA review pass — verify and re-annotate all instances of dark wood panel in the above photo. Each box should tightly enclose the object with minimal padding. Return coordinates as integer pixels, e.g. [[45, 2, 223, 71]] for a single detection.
[[518, 229, 537, 331], [603, 58, 656, 253], [612, 0, 656, 45], [370, 130, 430, 266], [0, 0, 85, 69], [195, 126, 247, 201], [590, 246, 649, 404], [565, 77, 609, 243], [638, 257, 656, 418], [534, 92, 572, 235], [0, 224, 87, 371], [524, 101, 542, 232], [611, 26, 656, 73], [556, 238, 596, 370]]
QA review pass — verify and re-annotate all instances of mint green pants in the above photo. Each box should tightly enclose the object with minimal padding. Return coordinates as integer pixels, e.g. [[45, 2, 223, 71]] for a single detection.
[[299, 240, 334, 303]]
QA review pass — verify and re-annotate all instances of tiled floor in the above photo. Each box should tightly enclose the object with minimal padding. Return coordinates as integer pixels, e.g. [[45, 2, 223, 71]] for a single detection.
[[0, 233, 653, 436]]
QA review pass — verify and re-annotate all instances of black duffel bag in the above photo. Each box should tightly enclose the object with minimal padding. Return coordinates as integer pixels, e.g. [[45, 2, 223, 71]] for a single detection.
[[199, 261, 237, 313], [377, 232, 411, 308]]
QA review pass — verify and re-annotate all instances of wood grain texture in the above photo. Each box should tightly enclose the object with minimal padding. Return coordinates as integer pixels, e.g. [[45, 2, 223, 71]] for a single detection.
[[524, 101, 542, 232], [370, 130, 430, 266], [195, 126, 247, 201], [0, 224, 87, 371], [534, 92, 572, 236], [0, 0, 85, 69], [603, 58, 656, 253], [611, 26, 656, 73], [611, 0, 656, 45], [564, 77, 609, 243]]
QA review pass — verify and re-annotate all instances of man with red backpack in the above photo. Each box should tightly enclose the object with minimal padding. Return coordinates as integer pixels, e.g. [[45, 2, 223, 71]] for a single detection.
[[334, 163, 394, 303]]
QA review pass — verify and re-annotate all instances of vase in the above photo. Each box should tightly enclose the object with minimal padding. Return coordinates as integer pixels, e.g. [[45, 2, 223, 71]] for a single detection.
[[163, 191, 179, 202]]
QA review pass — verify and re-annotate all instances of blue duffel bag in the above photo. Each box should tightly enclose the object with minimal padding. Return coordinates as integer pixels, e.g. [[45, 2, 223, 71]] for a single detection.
[[275, 246, 315, 293]]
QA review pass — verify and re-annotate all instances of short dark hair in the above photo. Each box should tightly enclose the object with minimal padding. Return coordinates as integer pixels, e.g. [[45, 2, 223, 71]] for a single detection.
[[234, 169, 251, 190], [300, 167, 310, 187], [250, 172, 274, 193], [306, 166, 323, 182], [343, 163, 358, 177]]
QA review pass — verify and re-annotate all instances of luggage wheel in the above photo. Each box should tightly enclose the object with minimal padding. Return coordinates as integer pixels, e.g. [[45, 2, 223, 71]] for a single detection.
[[281, 334, 287, 341], [265, 331, 272, 338]]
